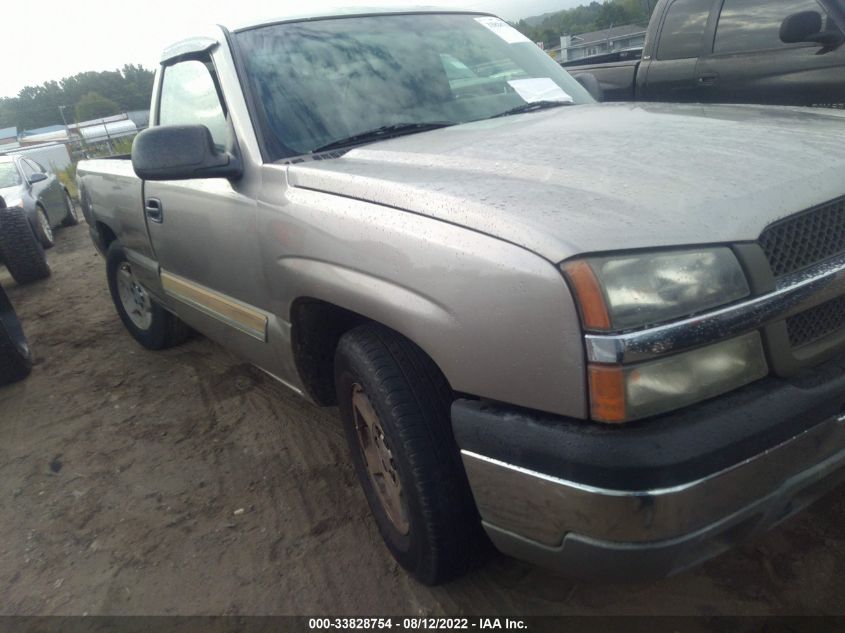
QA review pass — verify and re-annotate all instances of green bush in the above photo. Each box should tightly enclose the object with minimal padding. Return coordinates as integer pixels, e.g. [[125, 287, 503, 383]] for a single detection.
[[112, 136, 135, 155], [56, 163, 78, 200]]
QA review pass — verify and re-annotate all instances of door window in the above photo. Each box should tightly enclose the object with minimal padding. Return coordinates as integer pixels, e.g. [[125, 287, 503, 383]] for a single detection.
[[158, 60, 231, 151], [19, 160, 36, 180], [714, 0, 835, 54], [657, 0, 714, 60], [25, 159, 45, 174]]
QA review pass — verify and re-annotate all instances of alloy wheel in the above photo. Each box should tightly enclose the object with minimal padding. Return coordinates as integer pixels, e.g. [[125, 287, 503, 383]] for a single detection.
[[351, 383, 410, 535], [116, 262, 153, 330]]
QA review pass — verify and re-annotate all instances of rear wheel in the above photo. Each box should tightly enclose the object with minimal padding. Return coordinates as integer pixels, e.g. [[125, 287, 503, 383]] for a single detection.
[[61, 190, 79, 227], [34, 206, 55, 249], [335, 324, 487, 585], [106, 241, 190, 350], [0, 284, 33, 386], [0, 207, 51, 285]]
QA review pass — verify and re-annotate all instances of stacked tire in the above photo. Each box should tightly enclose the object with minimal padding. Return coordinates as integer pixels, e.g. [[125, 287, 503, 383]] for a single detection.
[[0, 283, 32, 385], [0, 195, 51, 286]]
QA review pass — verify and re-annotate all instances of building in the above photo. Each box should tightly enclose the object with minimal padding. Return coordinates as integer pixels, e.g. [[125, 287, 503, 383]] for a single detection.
[[19, 124, 71, 146], [3, 143, 73, 172], [70, 114, 138, 145], [553, 24, 647, 63], [127, 110, 150, 130], [0, 127, 19, 151], [67, 111, 148, 146]]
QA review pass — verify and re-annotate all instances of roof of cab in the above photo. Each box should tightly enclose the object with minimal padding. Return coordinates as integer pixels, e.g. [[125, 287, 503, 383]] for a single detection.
[[227, 5, 488, 32], [161, 7, 491, 64]]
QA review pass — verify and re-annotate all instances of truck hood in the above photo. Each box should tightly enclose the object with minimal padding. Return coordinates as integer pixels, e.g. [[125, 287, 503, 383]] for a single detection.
[[287, 102, 845, 262]]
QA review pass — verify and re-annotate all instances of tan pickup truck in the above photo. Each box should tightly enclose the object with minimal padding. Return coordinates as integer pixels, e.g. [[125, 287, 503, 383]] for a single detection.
[[77, 8, 845, 585]]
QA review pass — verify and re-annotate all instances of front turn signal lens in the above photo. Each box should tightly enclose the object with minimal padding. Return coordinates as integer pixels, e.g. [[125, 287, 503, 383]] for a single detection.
[[564, 260, 611, 330], [588, 364, 627, 423]]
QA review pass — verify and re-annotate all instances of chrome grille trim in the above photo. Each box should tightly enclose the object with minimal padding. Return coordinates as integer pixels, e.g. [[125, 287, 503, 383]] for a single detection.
[[586, 250, 845, 364]]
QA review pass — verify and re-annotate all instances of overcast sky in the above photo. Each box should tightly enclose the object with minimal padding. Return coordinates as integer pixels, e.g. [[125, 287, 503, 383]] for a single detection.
[[0, 0, 580, 99]]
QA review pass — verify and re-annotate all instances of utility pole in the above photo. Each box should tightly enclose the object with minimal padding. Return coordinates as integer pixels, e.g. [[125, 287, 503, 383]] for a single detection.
[[58, 104, 69, 128], [58, 104, 77, 157]]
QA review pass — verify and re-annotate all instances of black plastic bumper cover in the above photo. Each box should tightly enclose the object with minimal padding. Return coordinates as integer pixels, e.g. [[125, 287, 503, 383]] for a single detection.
[[452, 353, 845, 491]]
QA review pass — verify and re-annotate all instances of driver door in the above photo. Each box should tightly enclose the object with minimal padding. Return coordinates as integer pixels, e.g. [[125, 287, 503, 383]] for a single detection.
[[143, 57, 270, 359], [696, 0, 845, 106], [28, 159, 65, 223]]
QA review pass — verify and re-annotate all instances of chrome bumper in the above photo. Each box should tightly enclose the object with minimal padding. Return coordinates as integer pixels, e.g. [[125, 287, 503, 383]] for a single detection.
[[461, 413, 845, 578]]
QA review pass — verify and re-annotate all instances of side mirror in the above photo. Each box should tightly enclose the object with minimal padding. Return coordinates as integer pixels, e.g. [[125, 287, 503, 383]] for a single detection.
[[780, 11, 844, 48], [132, 125, 243, 181], [574, 73, 604, 102], [28, 173, 47, 184]]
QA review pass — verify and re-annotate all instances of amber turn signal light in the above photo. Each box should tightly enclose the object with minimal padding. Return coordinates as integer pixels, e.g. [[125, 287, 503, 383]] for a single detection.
[[588, 364, 627, 423], [563, 260, 611, 330]]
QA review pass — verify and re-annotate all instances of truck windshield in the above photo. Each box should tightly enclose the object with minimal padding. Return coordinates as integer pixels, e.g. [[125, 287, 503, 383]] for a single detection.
[[0, 162, 21, 188], [234, 13, 593, 160]]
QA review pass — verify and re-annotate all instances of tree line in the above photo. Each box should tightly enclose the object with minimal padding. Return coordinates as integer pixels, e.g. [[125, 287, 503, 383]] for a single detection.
[[515, 0, 657, 48], [0, 64, 154, 132]]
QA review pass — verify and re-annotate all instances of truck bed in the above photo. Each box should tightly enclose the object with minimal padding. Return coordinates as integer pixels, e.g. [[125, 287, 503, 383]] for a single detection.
[[76, 158, 146, 254]]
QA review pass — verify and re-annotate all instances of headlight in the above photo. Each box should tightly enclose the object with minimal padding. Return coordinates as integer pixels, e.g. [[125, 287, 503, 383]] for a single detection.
[[588, 332, 768, 422], [564, 247, 766, 423], [564, 248, 750, 331]]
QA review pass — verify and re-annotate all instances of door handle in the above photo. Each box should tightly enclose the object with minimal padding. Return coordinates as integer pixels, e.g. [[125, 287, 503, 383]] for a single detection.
[[697, 73, 719, 86], [145, 198, 163, 223]]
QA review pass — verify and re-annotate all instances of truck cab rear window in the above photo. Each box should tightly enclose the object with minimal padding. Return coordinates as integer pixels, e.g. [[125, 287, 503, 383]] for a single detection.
[[657, 0, 713, 60]]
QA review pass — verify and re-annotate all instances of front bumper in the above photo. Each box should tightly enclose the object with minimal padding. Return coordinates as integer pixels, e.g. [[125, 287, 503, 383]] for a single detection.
[[452, 355, 845, 579]]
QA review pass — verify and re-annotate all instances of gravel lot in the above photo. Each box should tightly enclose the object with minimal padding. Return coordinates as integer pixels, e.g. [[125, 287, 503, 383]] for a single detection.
[[1, 221, 844, 617]]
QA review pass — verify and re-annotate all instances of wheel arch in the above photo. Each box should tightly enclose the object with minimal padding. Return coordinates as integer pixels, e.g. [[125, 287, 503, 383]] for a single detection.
[[289, 294, 454, 408], [30, 201, 48, 232], [92, 220, 119, 254]]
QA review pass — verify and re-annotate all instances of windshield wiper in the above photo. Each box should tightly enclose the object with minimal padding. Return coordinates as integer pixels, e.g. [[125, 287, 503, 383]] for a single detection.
[[491, 100, 574, 119], [312, 122, 456, 153]]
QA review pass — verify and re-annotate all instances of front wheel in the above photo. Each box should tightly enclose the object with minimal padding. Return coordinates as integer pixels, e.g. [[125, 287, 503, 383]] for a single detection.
[[106, 241, 190, 350], [34, 206, 55, 249], [0, 207, 51, 285], [335, 324, 487, 585]]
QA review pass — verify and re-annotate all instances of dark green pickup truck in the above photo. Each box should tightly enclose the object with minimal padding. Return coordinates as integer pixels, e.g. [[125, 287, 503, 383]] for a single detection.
[[566, 0, 845, 106]]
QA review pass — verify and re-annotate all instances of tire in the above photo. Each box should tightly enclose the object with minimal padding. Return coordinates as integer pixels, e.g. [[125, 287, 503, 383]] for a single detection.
[[0, 284, 33, 386], [61, 190, 79, 227], [0, 207, 51, 285], [33, 206, 56, 249], [106, 241, 190, 350], [335, 323, 487, 585]]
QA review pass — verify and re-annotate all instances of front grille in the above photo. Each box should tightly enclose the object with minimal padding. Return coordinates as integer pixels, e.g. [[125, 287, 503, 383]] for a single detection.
[[786, 295, 845, 349], [759, 197, 845, 278]]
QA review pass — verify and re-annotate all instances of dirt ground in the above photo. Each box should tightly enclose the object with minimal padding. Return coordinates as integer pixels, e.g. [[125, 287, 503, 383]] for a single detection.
[[0, 221, 844, 617]]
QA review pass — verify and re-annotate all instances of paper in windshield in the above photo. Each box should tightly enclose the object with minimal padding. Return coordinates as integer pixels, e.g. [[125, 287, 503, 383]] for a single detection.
[[508, 78, 574, 104], [474, 17, 532, 44]]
